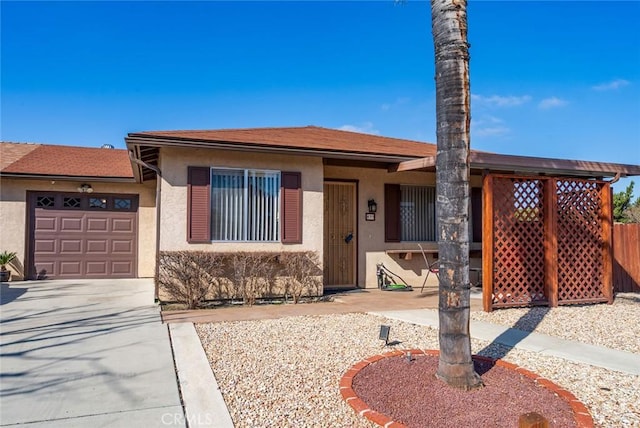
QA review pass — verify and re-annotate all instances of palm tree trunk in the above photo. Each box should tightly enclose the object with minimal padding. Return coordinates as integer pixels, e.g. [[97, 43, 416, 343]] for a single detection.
[[431, 0, 482, 390]]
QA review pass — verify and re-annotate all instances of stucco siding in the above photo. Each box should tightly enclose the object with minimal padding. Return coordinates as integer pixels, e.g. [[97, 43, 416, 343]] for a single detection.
[[324, 166, 482, 288], [324, 166, 437, 288], [157, 147, 324, 258], [0, 178, 157, 280]]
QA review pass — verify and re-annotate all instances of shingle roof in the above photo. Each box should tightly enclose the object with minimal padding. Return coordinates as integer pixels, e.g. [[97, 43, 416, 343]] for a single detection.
[[0, 142, 134, 179], [0, 142, 41, 170], [129, 126, 437, 158]]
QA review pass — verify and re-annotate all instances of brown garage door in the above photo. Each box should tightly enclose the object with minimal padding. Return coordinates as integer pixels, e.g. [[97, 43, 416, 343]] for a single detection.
[[29, 192, 138, 279]]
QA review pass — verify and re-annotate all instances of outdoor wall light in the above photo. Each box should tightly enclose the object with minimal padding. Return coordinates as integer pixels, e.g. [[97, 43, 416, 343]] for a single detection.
[[77, 183, 94, 193], [368, 199, 378, 213]]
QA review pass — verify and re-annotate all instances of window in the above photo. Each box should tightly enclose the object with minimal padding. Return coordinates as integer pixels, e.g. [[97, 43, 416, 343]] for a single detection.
[[210, 168, 280, 241], [63, 197, 81, 208], [400, 185, 436, 241], [386, 184, 482, 243], [89, 197, 107, 209], [114, 198, 132, 210], [385, 184, 436, 242], [188, 166, 300, 244], [36, 196, 55, 208]]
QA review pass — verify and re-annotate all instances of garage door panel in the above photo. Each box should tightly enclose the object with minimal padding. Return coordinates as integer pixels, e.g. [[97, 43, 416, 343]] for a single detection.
[[112, 240, 133, 254], [86, 240, 108, 254], [112, 218, 134, 232], [34, 239, 56, 253], [87, 218, 108, 232], [34, 261, 55, 278], [31, 193, 138, 279], [60, 217, 83, 231], [60, 262, 82, 275], [60, 240, 82, 253], [86, 262, 108, 275], [35, 217, 57, 231], [111, 261, 134, 275]]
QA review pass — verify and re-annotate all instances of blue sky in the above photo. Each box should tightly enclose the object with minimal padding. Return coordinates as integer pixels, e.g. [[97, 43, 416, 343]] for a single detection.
[[2, 1, 639, 194]]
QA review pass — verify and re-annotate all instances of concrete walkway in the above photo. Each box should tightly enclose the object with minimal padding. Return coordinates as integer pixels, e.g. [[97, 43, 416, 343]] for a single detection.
[[0, 279, 184, 427], [372, 308, 640, 376]]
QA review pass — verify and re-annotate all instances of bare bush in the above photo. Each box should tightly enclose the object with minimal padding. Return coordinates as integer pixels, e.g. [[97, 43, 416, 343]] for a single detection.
[[157, 251, 223, 309], [280, 251, 323, 303], [232, 252, 280, 306]]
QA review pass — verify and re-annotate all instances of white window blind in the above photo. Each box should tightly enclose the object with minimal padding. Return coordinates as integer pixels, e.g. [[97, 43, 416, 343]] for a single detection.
[[211, 169, 280, 242], [400, 185, 436, 241]]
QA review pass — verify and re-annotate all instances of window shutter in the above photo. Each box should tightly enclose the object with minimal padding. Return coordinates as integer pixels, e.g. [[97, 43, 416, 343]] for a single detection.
[[187, 166, 211, 243], [385, 183, 401, 242], [281, 171, 302, 244], [471, 187, 483, 242]]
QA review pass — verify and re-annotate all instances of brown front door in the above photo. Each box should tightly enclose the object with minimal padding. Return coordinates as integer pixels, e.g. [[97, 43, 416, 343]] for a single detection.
[[323, 181, 357, 288], [28, 192, 138, 279]]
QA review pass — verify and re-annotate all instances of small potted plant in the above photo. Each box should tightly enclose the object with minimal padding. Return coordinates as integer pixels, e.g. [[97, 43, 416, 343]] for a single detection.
[[0, 251, 17, 282]]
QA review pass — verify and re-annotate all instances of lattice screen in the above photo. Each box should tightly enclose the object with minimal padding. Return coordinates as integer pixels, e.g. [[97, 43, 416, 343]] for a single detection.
[[556, 179, 606, 303], [487, 175, 610, 311], [491, 177, 547, 307]]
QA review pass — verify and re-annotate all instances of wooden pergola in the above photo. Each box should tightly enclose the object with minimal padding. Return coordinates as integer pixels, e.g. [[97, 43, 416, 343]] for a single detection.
[[392, 152, 640, 312]]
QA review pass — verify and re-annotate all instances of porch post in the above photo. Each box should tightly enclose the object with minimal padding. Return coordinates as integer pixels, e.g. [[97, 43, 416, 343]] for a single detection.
[[544, 179, 558, 307], [482, 174, 494, 312], [601, 182, 614, 304]]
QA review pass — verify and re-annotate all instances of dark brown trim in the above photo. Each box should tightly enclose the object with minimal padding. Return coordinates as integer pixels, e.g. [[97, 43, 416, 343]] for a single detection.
[[324, 158, 391, 169], [392, 152, 640, 178], [281, 171, 302, 244], [544, 179, 559, 307], [601, 182, 613, 304], [482, 175, 493, 312], [187, 166, 212, 243], [384, 183, 401, 242], [471, 187, 482, 243], [0, 172, 136, 182]]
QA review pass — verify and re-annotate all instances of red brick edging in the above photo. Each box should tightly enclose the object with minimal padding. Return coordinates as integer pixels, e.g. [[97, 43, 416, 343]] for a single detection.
[[339, 349, 594, 428]]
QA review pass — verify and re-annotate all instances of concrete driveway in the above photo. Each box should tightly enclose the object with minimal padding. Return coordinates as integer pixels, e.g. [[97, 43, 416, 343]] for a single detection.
[[0, 279, 184, 427]]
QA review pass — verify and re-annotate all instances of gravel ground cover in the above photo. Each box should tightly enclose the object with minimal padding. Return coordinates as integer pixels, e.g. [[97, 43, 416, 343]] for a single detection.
[[470, 293, 640, 354], [196, 302, 640, 428]]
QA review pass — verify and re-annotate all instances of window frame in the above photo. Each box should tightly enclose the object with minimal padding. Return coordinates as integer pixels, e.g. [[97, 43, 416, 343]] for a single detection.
[[209, 167, 282, 243]]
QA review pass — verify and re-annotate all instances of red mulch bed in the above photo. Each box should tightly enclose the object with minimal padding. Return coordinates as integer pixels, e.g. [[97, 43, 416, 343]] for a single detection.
[[351, 353, 578, 428]]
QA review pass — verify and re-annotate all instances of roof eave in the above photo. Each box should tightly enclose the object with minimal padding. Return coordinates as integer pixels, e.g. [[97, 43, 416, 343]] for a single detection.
[[0, 172, 136, 182], [125, 135, 421, 165], [392, 152, 640, 178]]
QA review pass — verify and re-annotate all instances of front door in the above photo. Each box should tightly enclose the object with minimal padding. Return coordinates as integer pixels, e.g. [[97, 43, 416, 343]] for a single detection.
[[323, 181, 357, 288]]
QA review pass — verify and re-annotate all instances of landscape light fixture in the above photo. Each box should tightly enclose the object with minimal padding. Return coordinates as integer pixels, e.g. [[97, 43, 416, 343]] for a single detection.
[[77, 183, 94, 193], [368, 199, 378, 213], [379, 325, 390, 346]]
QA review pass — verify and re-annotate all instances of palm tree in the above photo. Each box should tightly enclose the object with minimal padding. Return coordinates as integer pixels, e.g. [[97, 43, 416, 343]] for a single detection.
[[430, 0, 482, 390]]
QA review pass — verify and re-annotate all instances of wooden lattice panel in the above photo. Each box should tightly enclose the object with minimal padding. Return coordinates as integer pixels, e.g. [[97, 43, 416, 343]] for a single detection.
[[492, 178, 547, 307], [556, 179, 606, 303]]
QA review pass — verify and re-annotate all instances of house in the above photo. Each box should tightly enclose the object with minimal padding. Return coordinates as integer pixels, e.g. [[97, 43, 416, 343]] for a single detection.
[[0, 142, 156, 280], [2, 126, 639, 310]]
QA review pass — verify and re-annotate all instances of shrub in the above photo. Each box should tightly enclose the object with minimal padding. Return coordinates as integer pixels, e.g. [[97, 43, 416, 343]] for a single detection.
[[157, 251, 223, 309], [280, 251, 322, 303], [232, 252, 279, 306]]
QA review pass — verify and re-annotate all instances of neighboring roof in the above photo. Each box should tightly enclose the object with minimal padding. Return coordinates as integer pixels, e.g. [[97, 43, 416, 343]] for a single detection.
[[0, 142, 40, 170], [0, 142, 135, 181]]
